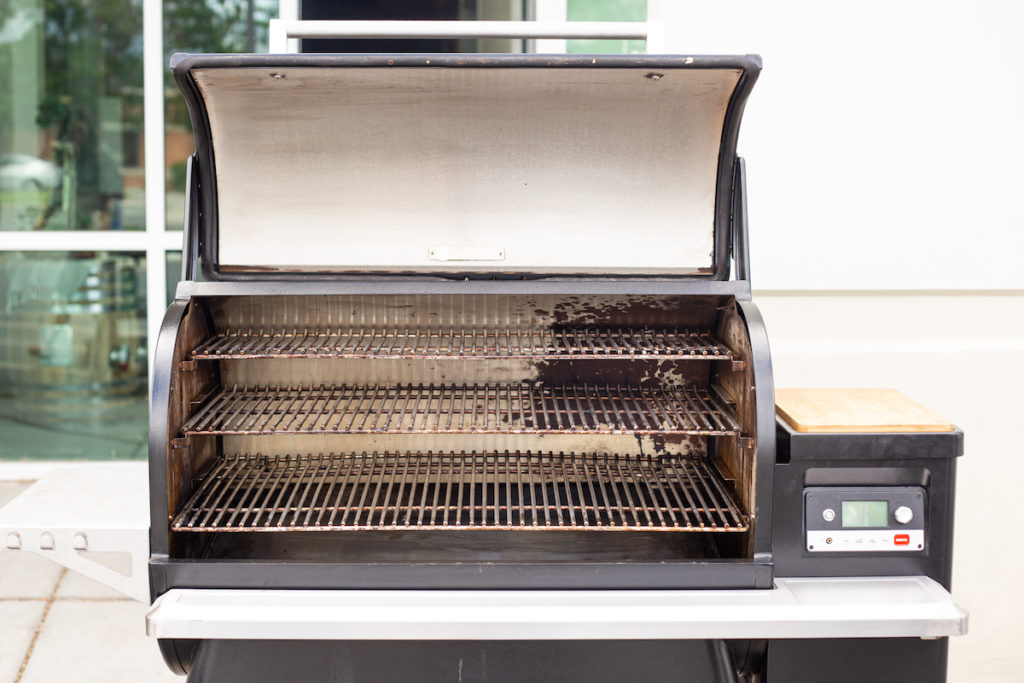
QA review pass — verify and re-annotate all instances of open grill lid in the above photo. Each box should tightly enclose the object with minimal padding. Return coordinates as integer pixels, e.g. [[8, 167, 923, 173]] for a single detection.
[[172, 53, 760, 280]]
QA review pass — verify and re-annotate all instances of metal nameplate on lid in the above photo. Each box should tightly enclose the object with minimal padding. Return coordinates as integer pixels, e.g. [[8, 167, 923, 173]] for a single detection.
[[428, 245, 506, 262]]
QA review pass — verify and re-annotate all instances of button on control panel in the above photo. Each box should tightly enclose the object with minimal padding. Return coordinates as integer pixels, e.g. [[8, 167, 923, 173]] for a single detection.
[[805, 486, 925, 553]]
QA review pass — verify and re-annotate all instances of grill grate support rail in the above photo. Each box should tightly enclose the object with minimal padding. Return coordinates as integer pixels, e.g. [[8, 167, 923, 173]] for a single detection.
[[190, 327, 733, 361], [181, 383, 741, 436], [171, 452, 748, 532]]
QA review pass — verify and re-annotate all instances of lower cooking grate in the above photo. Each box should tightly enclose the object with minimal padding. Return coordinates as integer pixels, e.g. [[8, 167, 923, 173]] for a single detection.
[[172, 452, 748, 532]]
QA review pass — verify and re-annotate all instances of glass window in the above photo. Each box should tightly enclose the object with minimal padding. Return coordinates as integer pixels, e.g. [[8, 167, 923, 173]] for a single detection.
[[0, 251, 148, 459], [164, 0, 280, 230], [567, 0, 647, 54], [162, 1, 531, 229], [0, 0, 145, 231], [298, 0, 525, 53], [166, 250, 182, 303]]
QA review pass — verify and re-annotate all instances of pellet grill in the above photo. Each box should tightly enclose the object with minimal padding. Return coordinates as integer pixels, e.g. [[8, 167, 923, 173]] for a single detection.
[[152, 51, 774, 598], [0, 47, 968, 683]]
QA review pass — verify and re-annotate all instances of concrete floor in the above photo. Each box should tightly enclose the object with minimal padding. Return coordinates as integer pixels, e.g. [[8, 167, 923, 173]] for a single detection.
[[0, 482, 177, 683]]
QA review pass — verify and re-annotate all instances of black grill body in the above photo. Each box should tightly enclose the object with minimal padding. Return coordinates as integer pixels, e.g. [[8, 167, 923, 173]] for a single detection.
[[148, 52, 962, 683]]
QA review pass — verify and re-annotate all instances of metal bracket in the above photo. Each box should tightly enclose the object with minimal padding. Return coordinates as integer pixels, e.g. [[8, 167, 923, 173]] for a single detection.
[[711, 384, 738, 409], [190, 384, 219, 408], [738, 436, 755, 449], [729, 360, 747, 372], [179, 359, 196, 372], [731, 157, 751, 284], [0, 464, 150, 602], [181, 154, 201, 282]]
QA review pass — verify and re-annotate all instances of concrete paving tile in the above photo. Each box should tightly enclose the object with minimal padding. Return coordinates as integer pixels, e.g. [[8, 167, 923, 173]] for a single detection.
[[0, 600, 46, 683], [57, 571, 132, 600], [0, 553, 63, 599], [20, 600, 178, 683], [0, 482, 29, 507]]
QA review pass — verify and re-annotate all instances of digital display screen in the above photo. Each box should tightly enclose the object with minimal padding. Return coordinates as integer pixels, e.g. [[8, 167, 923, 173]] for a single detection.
[[842, 500, 889, 528]]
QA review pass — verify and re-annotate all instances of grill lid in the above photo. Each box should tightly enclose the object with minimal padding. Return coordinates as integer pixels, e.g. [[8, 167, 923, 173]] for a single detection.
[[172, 53, 760, 279]]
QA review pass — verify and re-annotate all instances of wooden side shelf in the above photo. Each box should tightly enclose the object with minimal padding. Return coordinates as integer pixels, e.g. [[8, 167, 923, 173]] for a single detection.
[[775, 388, 954, 433]]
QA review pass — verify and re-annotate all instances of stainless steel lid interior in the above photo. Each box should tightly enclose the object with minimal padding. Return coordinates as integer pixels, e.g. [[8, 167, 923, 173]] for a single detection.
[[172, 54, 760, 279]]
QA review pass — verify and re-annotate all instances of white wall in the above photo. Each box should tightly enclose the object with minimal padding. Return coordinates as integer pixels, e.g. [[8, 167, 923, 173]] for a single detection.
[[757, 293, 1024, 683], [649, 2, 1024, 681], [652, 0, 1024, 291]]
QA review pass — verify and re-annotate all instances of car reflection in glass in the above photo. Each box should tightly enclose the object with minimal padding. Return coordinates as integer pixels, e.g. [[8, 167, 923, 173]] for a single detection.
[[0, 154, 60, 191]]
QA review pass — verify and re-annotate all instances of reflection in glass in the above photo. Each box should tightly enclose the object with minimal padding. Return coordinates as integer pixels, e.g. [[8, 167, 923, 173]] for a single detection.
[[0, 0, 145, 230], [297, 0, 526, 54], [164, 0, 279, 229], [567, 0, 647, 54], [0, 252, 148, 459], [166, 250, 182, 304]]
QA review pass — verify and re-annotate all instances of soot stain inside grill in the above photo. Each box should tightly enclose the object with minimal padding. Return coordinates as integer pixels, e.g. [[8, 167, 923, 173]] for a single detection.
[[531, 359, 709, 391], [542, 296, 720, 329]]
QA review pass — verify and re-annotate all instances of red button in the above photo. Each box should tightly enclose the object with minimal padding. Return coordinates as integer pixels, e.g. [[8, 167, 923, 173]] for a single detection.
[[894, 534, 910, 545]]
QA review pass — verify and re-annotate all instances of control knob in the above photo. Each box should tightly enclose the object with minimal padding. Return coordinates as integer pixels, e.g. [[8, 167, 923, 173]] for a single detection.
[[894, 505, 914, 525]]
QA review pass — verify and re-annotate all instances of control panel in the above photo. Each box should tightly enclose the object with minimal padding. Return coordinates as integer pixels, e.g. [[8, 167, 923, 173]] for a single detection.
[[805, 487, 925, 553]]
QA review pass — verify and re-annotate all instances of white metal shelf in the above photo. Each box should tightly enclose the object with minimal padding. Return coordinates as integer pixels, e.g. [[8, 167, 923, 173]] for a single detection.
[[0, 463, 149, 602], [146, 576, 968, 641]]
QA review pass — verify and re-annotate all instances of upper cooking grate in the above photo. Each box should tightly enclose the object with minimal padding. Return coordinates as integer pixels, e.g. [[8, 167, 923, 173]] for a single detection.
[[181, 384, 740, 436], [190, 327, 733, 361], [171, 452, 748, 532]]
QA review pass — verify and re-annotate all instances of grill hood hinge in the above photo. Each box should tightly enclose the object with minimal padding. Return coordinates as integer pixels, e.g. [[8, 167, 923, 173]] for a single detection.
[[181, 154, 201, 282]]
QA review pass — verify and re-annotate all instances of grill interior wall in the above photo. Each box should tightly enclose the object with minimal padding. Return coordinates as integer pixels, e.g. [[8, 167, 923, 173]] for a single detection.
[[713, 302, 758, 542], [165, 304, 217, 523], [163, 303, 218, 557], [164, 294, 756, 553], [205, 294, 724, 330]]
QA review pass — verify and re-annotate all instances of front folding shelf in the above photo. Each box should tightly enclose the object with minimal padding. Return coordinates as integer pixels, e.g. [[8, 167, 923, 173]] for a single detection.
[[190, 327, 734, 361], [171, 452, 748, 533], [147, 577, 969, 640], [181, 384, 741, 436]]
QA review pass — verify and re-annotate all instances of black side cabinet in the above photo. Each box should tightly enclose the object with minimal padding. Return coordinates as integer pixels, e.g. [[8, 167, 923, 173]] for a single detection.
[[769, 411, 962, 682]]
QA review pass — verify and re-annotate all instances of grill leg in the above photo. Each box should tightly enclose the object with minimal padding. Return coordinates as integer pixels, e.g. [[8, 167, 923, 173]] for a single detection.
[[706, 639, 739, 683]]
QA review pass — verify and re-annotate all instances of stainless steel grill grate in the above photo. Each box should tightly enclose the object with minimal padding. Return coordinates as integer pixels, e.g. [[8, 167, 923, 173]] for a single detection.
[[171, 452, 748, 532], [181, 384, 740, 436], [190, 328, 733, 360]]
